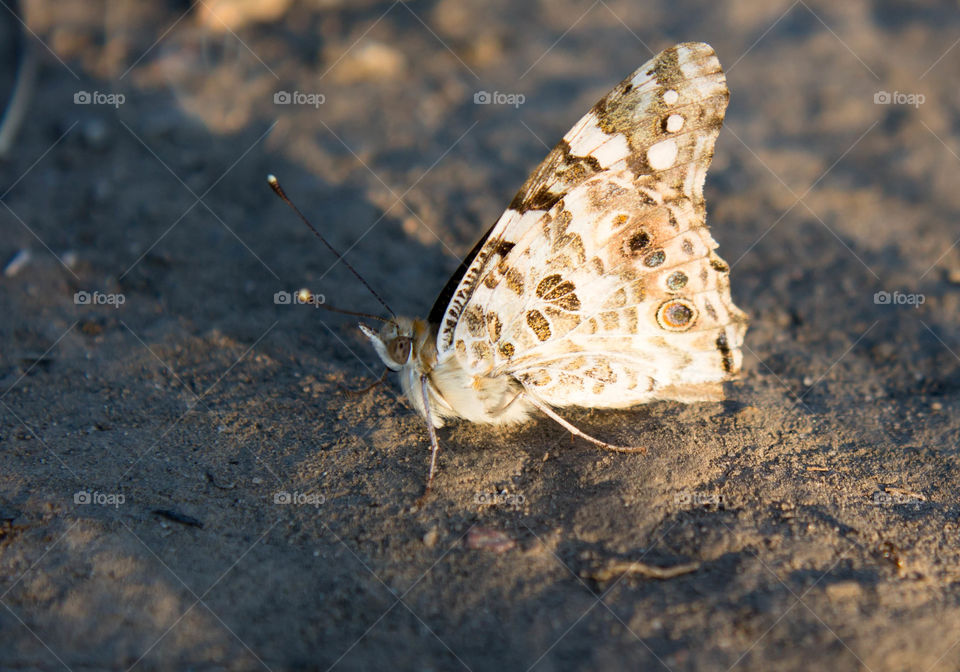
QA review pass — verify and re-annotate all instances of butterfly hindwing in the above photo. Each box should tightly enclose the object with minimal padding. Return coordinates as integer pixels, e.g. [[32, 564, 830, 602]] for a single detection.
[[450, 168, 746, 407]]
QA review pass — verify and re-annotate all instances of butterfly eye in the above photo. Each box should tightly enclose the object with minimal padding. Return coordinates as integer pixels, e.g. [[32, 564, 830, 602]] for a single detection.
[[388, 337, 412, 364]]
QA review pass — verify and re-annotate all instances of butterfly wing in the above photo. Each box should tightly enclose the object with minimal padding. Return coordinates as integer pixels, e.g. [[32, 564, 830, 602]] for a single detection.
[[433, 42, 730, 354], [435, 42, 746, 407]]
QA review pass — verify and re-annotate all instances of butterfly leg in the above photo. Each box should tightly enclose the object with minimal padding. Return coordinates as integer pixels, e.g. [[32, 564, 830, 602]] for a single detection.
[[521, 393, 647, 454], [416, 374, 442, 504], [490, 388, 524, 416], [338, 367, 389, 395]]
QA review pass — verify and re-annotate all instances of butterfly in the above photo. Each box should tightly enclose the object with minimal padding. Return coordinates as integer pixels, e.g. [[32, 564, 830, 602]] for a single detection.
[[270, 41, 747, 499]]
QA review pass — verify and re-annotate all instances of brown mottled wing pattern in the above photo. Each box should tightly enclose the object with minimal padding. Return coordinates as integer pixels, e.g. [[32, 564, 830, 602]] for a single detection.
[[435, 42, 728, 352], [435, 42, 747, 407], [458, 168, 746, 406]]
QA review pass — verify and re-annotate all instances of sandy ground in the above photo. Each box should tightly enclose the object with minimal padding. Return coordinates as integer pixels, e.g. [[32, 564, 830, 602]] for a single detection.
[[1, 0, 960, 670]]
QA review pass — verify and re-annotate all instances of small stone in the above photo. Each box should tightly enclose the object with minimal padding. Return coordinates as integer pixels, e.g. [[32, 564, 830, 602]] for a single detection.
[[3, 249, 30, 277], [197, 0, 293, 32], [328, 41, 406, 83], [948, 268, 960, 284], [932, 402, 943, 411], [826, 581, 862, 601], [422, 528, 439, 548], [466, 527, 515, 553], [802, 376, 814, 386], [252, 477, 263, 485]]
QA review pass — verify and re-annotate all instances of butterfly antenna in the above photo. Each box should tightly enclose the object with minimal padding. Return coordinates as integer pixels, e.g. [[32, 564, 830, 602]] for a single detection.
[[316, 304, 388, 322], [268, 174, 396, 320]]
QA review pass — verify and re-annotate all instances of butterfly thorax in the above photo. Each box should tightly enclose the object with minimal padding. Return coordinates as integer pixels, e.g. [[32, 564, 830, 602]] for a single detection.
[[360, 317, 533, 429]]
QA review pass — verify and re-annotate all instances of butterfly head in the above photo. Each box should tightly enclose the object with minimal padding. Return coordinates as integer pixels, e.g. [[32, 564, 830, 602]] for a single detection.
[[359, 317, 434, 372]]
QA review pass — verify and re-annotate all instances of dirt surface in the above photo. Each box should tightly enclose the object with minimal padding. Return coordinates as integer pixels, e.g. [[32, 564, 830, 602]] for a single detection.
[[2, 1, 960, 670]]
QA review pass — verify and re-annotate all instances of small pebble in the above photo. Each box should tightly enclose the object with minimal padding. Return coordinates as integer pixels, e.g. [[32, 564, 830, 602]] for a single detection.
[[330, 41, 406, 83], [198, 0, 293, 32], [825, 581, 862, 601], [422, 528, 439, 548], [932, 402, 943, 411], [3, 249, 30, 277], [466, 527, 515, 553], [802, 376, 814, 386], [62, 250, 79, 269], [252, 477, 263, 484]]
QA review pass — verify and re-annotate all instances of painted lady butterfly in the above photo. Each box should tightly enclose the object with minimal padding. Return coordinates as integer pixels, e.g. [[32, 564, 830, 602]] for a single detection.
[[271, 42, 747, 497]]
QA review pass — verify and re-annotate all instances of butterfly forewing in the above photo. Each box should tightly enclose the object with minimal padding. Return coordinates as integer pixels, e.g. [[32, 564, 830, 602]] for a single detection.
[[436, 43, 731, 350], [507, 42, 726, 214]]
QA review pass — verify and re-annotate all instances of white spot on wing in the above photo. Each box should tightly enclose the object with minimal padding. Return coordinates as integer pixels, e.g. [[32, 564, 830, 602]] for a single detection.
[[564, 113, 594, 146], [516, 209, 546, 231], [591, 134, 630, 168], [647, 139, 678, 170], [566, 115, 613, 157], [631, 70, 656, 88], [663, 89, 679, 104], [666, 114, 684, 132], [680, 57, 708, 80], [682, 133, 712, 198]]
